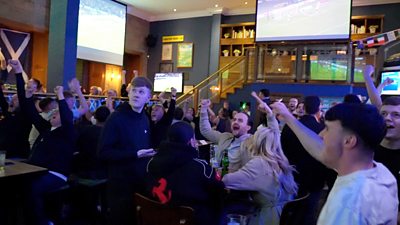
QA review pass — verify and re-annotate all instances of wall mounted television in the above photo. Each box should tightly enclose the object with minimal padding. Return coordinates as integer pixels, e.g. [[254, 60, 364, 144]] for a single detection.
[[77, 0, 126, 66], [256, 0, 352, 42], [153, 73, 184, 93], [381, 71, 400, 95], [309, 55, 349, 81]]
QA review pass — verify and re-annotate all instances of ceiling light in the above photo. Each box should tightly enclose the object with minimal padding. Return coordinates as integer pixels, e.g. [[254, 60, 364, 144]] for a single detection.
[[173, 8, 177, 12], [245, 1, 248, 4], [215, 4, 218, 7]]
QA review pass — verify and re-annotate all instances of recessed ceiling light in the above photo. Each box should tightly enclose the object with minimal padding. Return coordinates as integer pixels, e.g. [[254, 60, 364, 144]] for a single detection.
[[245, 1, 248, 4], [173, 8, 177, 12], [215, 4, 218, 7]]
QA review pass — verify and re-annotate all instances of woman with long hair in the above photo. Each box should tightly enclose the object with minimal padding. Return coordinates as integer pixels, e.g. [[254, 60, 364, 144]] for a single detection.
[[222, 101, 298, 225]]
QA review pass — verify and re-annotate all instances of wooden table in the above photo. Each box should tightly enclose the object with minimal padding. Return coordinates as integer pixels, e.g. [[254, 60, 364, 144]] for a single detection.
[[0, 159, 47, 179], [0, 160, 48, 224]]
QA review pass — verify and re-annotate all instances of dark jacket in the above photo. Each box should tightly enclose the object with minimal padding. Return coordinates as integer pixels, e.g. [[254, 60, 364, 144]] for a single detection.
[[146, 141, 225, 225], [74, 124, 106, 179], [13, 68, 76, 176], [281, 115, 328, 193], [27, 97, 75, 176], [375, 145, 400, 210], [0, 80, 31, 158], [150, 99, 175, 148], [98, 102, 151, 184]]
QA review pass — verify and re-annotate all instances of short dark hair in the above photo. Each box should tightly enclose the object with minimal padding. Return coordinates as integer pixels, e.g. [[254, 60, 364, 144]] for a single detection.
[[259, 89, 270, 98], [31, 78, 42, 90], [130, 77, 153, 90], [325, 103, 386, 152], [343, 94, 361, 104], [382, 96, 400, 106], [304, 96, 320, 115], [94, 106, 111, 123], [168, 121, 194, 144], [173, 107, 184, 120], [38, 97, 55, 111]]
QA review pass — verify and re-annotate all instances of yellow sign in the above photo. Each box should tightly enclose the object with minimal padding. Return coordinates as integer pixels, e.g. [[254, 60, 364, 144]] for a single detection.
[[162, 35, 184, 43]]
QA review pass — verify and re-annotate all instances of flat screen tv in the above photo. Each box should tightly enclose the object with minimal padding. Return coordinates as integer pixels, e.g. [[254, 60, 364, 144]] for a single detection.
[[256, 0, 352, 42], [310, 55, 349, 81], [153, 73, 184, 93], [381, 71, 400, 95], [77, 0, 126, 66]]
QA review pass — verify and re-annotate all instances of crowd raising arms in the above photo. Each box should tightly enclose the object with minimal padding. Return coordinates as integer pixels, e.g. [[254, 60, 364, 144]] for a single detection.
[[0, 58, 398, 225]]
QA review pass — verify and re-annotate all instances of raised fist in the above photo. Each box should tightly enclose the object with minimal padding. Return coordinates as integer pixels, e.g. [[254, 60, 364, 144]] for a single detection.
[[171, 87, 177, 96], [8, 59, 23, 74], [68, 78, 80, 93], [200, 99, 211, 110], [54, 86, 64, 95]]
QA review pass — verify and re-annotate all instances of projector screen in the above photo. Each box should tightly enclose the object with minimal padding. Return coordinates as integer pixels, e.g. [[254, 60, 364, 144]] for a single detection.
[[381, 71, 400, 95], [77, 0, 126, 65], [154, 73, 183, 93], [256, 0, 352, 42]]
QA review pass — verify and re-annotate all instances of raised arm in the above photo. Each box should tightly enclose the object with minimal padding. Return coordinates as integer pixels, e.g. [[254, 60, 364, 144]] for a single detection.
[[199, 99, 223, 143], [22, 88, 50, 134], [363, 65, 382, 108], [0, 72, 10, 117], [251, 91, 279, 131], [271, 102, 325, 164], [69, 78, 89, 118], [163, 87, 176, 125], [9, 60, 29, 105], [54, 86, 73, 135], [0, 56, 7, 83]]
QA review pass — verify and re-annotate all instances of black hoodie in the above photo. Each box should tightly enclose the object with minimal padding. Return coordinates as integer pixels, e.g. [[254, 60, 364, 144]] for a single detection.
[[98, 101, 151, 183], [146, 141, 225, 225]]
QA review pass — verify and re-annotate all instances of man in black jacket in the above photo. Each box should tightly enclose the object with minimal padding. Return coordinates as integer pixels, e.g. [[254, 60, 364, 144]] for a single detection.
[[11, 59, 75, 225], [281, 95, 330, 225], [98, 76, 156, 225], [0, 59, 31, 158], [146, 121, 225, 225]]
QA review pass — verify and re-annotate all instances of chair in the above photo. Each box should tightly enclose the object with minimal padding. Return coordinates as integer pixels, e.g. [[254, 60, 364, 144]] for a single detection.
[[135, 193, 194, 225], [279, 193, 310, 225], [67, 176, 108, 224]]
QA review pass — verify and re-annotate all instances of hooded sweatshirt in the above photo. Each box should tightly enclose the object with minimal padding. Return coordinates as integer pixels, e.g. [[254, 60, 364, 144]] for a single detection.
[[146, 141, 225, 225]]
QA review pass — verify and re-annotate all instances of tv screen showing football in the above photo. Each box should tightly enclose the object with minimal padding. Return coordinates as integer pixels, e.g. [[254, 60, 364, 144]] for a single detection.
[[256, 0, 352, 42]]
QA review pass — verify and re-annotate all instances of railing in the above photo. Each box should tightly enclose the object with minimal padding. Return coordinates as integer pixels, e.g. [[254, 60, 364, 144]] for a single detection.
[[177, 47, 255, 108]]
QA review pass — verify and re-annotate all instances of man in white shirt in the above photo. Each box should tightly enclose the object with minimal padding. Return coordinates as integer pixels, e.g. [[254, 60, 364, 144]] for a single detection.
[[271, 102, 398, 225]]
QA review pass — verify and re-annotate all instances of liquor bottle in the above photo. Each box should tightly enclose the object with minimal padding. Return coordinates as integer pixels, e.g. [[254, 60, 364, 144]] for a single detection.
[[221, 150, 229, 177]]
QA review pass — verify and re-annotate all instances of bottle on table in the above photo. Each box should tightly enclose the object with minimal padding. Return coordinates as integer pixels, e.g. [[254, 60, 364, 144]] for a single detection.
[[221, 149, 229, 177]]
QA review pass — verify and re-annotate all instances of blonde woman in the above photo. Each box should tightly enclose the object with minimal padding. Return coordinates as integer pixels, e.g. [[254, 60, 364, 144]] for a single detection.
[[222, 101, 298, 225]]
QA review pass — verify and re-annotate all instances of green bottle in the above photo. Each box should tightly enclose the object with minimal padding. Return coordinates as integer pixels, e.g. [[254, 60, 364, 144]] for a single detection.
[[221, 150, 229, 177]]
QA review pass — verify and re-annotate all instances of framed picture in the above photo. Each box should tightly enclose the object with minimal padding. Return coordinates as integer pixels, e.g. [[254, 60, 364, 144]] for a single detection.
[[177, 43, 193, 68], [159, 62, 173, 73], [161, 44, 173, 61]]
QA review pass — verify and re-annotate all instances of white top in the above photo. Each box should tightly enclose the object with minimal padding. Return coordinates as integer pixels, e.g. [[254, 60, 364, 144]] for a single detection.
[[318, 162, 398, 225]]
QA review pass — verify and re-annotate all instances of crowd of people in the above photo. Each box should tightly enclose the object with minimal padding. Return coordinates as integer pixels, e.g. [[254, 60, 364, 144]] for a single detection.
[[0, 59, 399, 225]]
